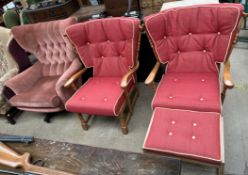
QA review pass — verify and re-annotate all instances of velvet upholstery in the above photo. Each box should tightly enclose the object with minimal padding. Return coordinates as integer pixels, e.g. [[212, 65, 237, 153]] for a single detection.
[[5, 17, 81, 112], [65, 17, 140, 116], [145, 4, 243, 112]]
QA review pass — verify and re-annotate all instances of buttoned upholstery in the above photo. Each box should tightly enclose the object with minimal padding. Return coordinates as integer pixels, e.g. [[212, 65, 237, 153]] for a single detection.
[[65, 17, 140, 116], [66, 77, 134, 116], [152, 72, 221, 113], [5, 17, 82, 112], [143, 108, 222, 164], [145, 4, 243, 112], [143, 4, 243, 170]]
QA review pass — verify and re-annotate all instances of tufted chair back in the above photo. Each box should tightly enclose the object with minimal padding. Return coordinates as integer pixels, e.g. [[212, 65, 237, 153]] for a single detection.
[[145, 4, 243, 73], [66, 17, 140, 77], [11, 17, 77, 77]]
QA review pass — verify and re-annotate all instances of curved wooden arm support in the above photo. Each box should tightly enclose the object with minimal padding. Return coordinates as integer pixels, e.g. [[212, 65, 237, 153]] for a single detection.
[[223, 60, 234, 89], [144, 62, 160, 91], [64, 68, 88, 89], [121, 61, 140, 89]]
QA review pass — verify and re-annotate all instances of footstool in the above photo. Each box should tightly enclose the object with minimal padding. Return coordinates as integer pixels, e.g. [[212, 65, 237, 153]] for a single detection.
[[143, 107, 224, 175]]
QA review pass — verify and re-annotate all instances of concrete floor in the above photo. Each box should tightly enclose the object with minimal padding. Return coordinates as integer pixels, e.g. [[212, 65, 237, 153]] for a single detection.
[[1, 39, 248, 175]]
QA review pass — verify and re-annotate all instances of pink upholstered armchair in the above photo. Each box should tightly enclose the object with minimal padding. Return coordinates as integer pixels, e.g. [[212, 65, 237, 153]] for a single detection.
[[142, 4, 243, 175], [145, 4, 243, 112], [65, 17, 140, 134], [4, 17, 82, 122]]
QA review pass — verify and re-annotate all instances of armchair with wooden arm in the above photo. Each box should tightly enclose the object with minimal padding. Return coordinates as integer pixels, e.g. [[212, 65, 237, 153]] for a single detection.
[[64, 17, 141, 134]]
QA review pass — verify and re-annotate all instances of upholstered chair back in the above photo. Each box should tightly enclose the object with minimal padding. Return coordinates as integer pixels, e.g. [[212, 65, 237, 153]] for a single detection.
[[145, 4, 243, 73], [66, 17, 140, 77], [11, 17, 77, 77]]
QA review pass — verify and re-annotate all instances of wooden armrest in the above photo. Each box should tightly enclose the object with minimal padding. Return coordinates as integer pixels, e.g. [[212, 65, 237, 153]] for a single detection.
[[121, 61, 140, 89], [223, 60, 234, 88], [64, 68, 88, 88], [145, 62, 160, 86]]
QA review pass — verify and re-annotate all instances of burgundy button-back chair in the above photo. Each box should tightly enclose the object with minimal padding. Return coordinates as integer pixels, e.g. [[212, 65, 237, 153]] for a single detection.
[[143, 4, 243, 175], [65, 17, 140, 134], [4, 17, 82, 122]]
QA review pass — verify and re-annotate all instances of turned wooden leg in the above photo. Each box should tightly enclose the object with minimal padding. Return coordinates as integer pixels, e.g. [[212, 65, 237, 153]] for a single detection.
[[119, 112, 128, 134], [218, 163, 224, 175], [76, 113, 89, 130]]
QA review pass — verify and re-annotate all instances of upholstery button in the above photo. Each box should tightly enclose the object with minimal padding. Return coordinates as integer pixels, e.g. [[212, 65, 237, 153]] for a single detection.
[[101, 56, 104, 58], [168, 96, 173, 99], [177, 51, 180, 54], [217, 32, 221, 35], [192, 136, 196, 140], [200, 97, 204, 101], [81, 97, 85, 100], [168, 132, 173, 136], [193, 123, 197, 127], [107, 40, 110, 42], [171, 121, 175, 125], [188, 32, 192, 35], [103, 98, 108, 102], [201, 79, 205, 82], [203, 50, 206, 53], [174, 78, 178, 82], [87, 42, 90, 45], [164, 36, 167, 39]]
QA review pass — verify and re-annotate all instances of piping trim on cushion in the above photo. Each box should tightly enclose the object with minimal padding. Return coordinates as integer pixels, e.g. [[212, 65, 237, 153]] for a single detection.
[[113, 78, 132, 116], [65, 18, 137, 69], [145, 5, 241, 64], [143, 107, 222, 162]]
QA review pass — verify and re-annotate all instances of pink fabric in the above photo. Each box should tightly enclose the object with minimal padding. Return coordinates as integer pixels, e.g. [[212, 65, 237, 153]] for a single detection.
[[152, 72, 221, 113], [144, 108, 221, 164], [5, 17, 80, 111], [9, 76, 61, 108], [11, 17, 77, 76], [66, 17, 140, 77], [66, 77, 134, 116], [145, 4, 243, 73]]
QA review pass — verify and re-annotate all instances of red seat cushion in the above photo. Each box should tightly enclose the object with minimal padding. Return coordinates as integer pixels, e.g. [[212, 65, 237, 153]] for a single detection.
[[143, 107, 222, 164], [65, 77, 133, 116], [152, 72, 221, 113]]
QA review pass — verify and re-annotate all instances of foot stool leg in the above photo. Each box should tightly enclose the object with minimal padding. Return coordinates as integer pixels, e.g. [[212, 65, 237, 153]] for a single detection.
[[119, 112, 128, 135], [76, 113, 89, 130], [218, 163, 224, 175]]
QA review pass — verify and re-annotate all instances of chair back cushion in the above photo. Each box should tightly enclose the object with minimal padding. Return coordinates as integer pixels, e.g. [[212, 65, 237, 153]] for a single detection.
[[11, 17, 77, 76], [66, 17, 140, 77], [145, 4, 243, 73]]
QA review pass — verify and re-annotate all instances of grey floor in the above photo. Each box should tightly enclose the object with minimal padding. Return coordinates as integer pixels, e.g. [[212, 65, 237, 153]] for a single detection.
[[1, 37, 248, 175]]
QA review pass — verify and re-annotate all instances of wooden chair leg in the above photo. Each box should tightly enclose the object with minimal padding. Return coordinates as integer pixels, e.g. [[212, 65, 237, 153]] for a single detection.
[[218, 163, 224, 175], [119, 111, 128, 135], [76, 113, 89, 130]]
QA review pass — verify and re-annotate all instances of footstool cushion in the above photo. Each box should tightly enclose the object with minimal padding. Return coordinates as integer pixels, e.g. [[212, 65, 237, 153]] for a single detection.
[[143, 107, 223, 164]]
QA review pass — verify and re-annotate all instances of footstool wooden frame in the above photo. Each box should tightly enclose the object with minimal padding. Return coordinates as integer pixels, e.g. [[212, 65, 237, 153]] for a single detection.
[[143, 108, 224, 175]]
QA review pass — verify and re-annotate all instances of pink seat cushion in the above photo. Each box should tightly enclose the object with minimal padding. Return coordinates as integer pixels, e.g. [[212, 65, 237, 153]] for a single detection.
[[66, 77, 134, 116], [152, 72, 221, 113], [9, 76, 61, 108], [143, 107, 222, 163]]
